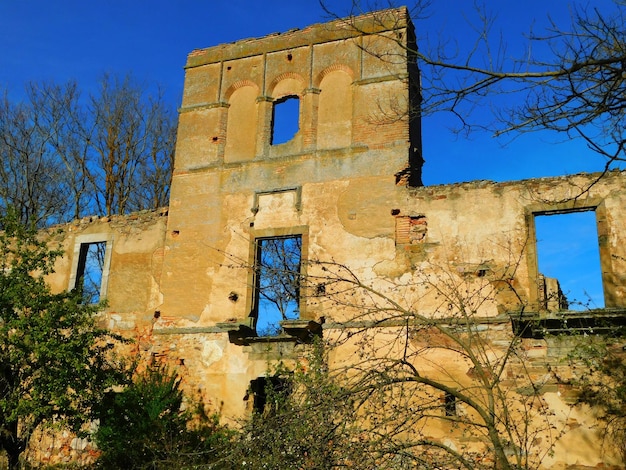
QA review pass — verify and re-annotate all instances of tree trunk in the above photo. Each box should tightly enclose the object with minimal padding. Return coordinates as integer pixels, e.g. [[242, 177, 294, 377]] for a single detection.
[[3, 420, 25, 470], [7, 450, 20, 470], [4, 439, 25, 470]]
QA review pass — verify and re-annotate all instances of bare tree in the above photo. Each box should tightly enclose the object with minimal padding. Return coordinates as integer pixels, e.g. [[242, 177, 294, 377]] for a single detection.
[[221, 238, 572, 469], [254, 236, 303, 335], [0, 74, 177, 226], [26, 81, 92, 221], [299, 257, 558, 469], [126, 96, 176, 212], [87, 74, 176, 216], [328, 1, 626, 176], [0, 92, 69, 227], [561, 336, 626, 463], [219, 340, 376, 469]]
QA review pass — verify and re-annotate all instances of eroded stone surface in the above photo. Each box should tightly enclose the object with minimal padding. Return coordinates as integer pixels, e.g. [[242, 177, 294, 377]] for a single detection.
[[34, 8, 626, 468]]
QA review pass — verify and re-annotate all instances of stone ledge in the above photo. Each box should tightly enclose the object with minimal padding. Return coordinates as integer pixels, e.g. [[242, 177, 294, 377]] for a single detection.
[[216, 318, 322, 346], [511, 308, 626, 338]]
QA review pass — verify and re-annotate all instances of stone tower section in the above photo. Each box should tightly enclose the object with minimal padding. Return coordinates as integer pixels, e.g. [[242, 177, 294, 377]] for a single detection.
[[175, 7, 420, 178], [160, 8, 421, 323]]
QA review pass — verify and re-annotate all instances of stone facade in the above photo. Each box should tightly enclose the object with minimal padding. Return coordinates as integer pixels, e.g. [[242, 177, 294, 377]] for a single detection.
[[42, 8, 626, 468]]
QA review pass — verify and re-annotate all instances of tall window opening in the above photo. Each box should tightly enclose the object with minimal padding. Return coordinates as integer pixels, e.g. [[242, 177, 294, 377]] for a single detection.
[[535, 211, 604, 310], [74, 241, 107, 303], [271, 96, 299, 145], [254, 235, 302, 336]]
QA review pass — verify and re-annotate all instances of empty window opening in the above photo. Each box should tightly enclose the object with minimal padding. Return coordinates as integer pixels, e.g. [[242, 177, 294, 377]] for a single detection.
[[74, 241, 107, 303], [444, 391, 457, 416], [535, 211, 604, 310], [247, 376, 291, 415], [254, 236, 302, 336], [271, 96, 299, 145]]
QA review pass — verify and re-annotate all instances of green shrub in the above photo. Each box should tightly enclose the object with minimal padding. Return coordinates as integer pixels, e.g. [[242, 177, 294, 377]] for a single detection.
[[94, 364, 230, 469]]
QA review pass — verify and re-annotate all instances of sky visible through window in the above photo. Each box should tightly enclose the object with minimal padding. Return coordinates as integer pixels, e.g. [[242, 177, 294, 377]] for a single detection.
[[272, 97, 299, 145], [256, 236, 302, 336], [77, 242, 106, 304], [535, 211, 604, 310]]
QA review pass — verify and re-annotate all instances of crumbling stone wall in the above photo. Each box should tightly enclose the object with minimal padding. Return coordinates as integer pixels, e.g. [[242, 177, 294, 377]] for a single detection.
[[40, 8, 626, 468], [47, 208, 168, 333]]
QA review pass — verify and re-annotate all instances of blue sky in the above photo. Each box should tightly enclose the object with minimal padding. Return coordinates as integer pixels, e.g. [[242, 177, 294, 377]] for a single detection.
[[536, 212, 604, 309], [1, 0, 618, 183], [0, 0, 617, 308]]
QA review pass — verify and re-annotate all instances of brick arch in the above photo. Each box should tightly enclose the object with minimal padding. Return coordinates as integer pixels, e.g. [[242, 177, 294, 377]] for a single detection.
[[313, 65, 354, 89], [224, 80, 259, 102], [224, 82, 259, 162], [267, 72, 305, 98]]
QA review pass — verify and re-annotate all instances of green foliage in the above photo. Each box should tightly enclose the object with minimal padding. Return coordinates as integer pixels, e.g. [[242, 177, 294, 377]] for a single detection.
[[219, 339, 373, 469], [94, 363, 231, 470], [0, 209, 127, 469]]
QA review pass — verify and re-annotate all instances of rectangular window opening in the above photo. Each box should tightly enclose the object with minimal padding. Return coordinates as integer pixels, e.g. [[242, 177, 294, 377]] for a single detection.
[[271, 96, 300, 145], [534, 211, 604, 311], [248, 376, 291, 416], [74, 241, 107, 304], [444, 391, 457, 417], [254, 235, 302, 336]]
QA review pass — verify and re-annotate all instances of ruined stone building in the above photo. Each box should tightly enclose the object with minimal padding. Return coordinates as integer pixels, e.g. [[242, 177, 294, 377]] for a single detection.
[[44, 7, 626, 468]]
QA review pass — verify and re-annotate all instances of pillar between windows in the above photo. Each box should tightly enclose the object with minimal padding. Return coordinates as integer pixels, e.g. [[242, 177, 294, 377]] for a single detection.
[[255, 96, 273, 158], [301, 87, 320, 150]]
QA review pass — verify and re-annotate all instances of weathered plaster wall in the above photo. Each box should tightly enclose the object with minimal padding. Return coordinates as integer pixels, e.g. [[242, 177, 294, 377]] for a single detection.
[[161, 7, 418, 324], [46, 209, 168, 331], [39, 8, 626, 468]]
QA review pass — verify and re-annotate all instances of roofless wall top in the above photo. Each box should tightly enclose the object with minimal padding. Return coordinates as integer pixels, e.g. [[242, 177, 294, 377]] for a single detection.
[[185, 7, 412, 68]]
